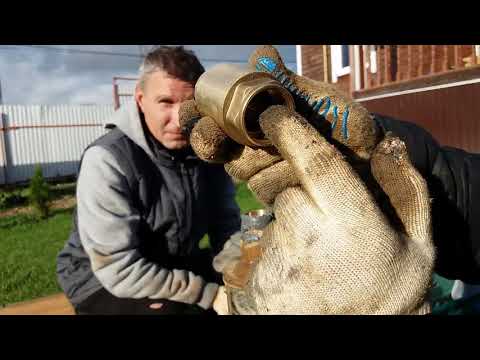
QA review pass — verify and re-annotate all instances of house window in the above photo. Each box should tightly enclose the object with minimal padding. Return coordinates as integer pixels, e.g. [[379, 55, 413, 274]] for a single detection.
[[330, 45, 351, 83], [341, 45, 350, 68]]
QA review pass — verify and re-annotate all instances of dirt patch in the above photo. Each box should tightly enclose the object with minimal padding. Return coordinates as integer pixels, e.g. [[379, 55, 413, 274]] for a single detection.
[[0, 195, 76, 218], [0, 293, 75, 315], [50, 196, 76, 210]]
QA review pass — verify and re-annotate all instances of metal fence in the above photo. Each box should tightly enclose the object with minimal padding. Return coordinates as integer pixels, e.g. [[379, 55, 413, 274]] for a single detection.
[[113, 77, 137, 110], [0, 104, 115, 185]]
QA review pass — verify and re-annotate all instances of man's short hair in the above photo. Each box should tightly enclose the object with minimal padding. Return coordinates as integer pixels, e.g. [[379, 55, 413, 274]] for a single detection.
[[138, 46, 205, 89]]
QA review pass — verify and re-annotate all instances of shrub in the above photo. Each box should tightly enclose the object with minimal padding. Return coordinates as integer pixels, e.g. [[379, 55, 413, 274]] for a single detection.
[[0, 190, 27, 210], [28, 166, 51, 219]]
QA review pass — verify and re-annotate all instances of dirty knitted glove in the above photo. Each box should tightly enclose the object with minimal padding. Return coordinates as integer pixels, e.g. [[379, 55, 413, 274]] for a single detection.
[[192, 104, 436, 314], [212, 232, 242, 275], [212, 232, 264, 315], [179, 98, 298, 205], [179, 45, 384, 205], [212, 286, 229, 315], [180, 46, 435, 314], [250, 45, 382, 161], [180, 45, 382, 165], [179, 98, 242, 164]]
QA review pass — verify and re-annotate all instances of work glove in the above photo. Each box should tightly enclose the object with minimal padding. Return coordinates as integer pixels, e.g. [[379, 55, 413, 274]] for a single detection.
[[212, 232, 242, 275], [212, 286, 229, 315], [180, 46, 435, 314], [212, 231, 265, 315], [179, 45, 383, 204], [180, 45, 382, 165], [218, 106, 435, 314]]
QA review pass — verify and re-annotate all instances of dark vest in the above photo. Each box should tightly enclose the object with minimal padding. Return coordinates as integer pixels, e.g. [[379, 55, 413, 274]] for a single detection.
[[57, 127, 231, 303]]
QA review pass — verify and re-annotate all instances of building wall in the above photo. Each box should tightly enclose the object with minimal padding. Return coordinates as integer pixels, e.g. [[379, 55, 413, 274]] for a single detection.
[[301, 45, 330, 82], [389, 46, 475, 83], [300, 45, 480, 153], [358, 82, 480, 153], [335, 74, 351, 95]]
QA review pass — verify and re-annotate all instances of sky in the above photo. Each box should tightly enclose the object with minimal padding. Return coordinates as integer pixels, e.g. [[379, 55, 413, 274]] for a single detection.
[[0, 45, 297, 106]]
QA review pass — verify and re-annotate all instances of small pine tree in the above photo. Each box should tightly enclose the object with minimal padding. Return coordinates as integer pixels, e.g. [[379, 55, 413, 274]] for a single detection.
[[28, 165, 50, 219]]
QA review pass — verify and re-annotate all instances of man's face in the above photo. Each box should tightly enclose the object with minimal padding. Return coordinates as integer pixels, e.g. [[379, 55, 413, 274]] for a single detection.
[[135, 70, 194, 150]]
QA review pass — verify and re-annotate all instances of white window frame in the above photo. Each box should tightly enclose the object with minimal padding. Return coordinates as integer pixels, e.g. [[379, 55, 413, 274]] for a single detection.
[[330, 45, 350, 83], [296, 45, 303, 76]]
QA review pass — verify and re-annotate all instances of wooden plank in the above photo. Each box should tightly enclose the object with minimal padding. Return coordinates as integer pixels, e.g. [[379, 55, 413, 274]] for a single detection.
[[379, 46, 386, 85], [419, 45, 425, 75], [472, 45, 478, 66], [397, 45, 409, 81], [431, 45, 446, 74], [442, 45, 449, 72], [412, 46, 420, 78], [376, 45, 381, 87], [358, 45, 365, 90], [384, 45, 392, 84], [454, 45, 463, 69], [0, 293, 75, 315], [390, 45, 398, 82], [421, 45, 432, 76], [431, 45, 437, 74], [446, 46, 455, 71], [363, 45, 370, 90], [407, 45, 413, 81]]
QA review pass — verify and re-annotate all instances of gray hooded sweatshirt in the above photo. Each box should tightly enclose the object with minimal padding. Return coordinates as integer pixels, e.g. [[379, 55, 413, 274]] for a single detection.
[[57, 101, 241, 309]]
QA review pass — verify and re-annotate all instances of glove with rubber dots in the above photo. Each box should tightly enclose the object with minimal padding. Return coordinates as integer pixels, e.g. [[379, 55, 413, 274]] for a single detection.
[[179, 46, 435, 314], [179, 45, 385, 203], [215, 106, 435, 314], [180, 45, 382, 161]]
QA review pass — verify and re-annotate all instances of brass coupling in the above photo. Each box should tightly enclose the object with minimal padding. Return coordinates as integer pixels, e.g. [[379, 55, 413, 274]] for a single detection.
[[223, 209, 273, 315], [195, 63, 295, 147]]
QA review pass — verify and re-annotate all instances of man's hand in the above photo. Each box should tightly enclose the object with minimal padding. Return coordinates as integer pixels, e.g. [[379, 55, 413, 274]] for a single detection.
[[226, 107, 435, 314], [212, 232, 242, 279], [179, 45, 384, 205], [180, 45, 382, 166], [212, 286, 230, 315], [180, 46, 435, 314]]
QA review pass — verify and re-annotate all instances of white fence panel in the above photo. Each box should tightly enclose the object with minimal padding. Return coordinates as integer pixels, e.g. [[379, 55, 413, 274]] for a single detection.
[[0, 104, 115, 185]]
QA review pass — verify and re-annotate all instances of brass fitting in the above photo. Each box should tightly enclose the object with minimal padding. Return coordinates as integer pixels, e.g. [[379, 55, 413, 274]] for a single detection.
[[195, 63, 295, 147], [223, 209, 273, 290], [224, 209, 273, 315]]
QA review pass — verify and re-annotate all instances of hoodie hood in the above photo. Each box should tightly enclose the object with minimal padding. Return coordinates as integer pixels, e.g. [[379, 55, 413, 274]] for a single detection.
[[106, 101, 197, 165]]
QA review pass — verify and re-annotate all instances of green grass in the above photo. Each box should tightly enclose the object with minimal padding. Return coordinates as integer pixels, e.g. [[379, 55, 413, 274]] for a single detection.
[[234, 182, 263, 213], [0, 209, 74, 306], [0, 181, 261, 306]]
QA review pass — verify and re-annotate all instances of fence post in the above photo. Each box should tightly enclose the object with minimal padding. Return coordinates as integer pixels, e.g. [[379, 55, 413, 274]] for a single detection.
[[0, 112, 7, 185], [472, 45, 479, 66], [113, 78, 120, 110]]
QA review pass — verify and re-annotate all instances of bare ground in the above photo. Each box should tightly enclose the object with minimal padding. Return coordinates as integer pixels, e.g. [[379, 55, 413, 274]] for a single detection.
[[0, 195, 76, 218]]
